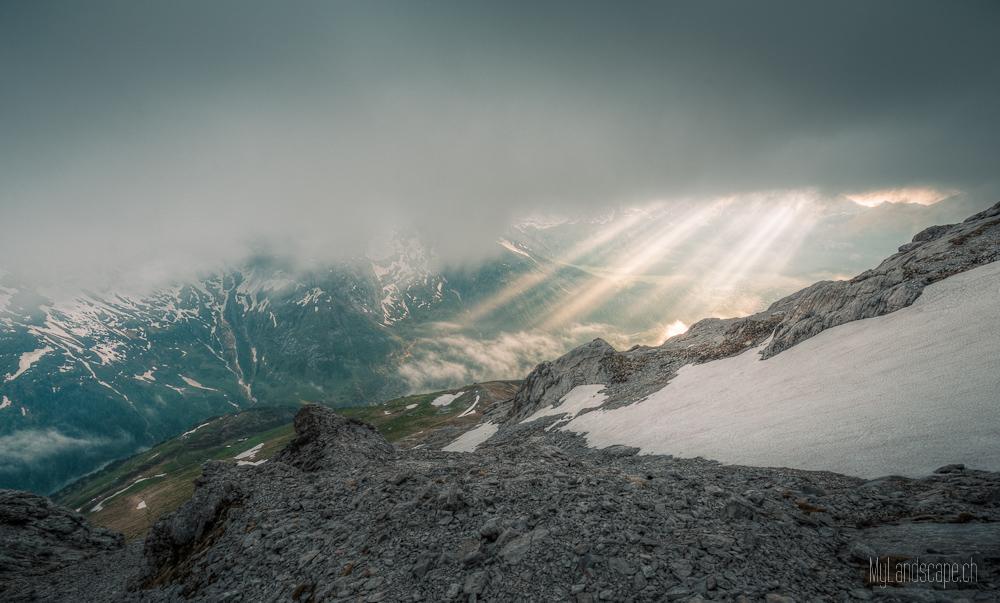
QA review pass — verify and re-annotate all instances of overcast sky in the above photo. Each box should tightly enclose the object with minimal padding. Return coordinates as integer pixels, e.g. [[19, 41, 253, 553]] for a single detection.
[[2, 1, 998, 280]]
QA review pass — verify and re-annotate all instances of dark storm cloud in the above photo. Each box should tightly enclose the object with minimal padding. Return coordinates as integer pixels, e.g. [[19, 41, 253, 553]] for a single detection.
[[1, 1, 997, 278]]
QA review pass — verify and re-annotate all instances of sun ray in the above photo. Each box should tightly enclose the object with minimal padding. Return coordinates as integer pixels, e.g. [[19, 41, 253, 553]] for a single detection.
[[464, 207, 652, 323], [537, 201, 725, 331]]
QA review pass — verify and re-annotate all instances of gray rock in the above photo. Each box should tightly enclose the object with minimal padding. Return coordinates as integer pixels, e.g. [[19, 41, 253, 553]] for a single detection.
[[479, 519, 501, 540], [849, 541, 878, 563], [499, 532, 533, 564], [0, 489, 124, 583], [463, 571, 486, 594], [665, 585, 693, 601], [271, 404, 394, 471], [934, 463, 966, 474], [581, 553, 604, 569]]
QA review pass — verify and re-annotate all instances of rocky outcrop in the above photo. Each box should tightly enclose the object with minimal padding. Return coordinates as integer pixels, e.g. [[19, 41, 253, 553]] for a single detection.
[[137, 461, 248, 591], [271, 403, 396, 472], [0, 489, 125, 598], [138, 405, 396, 592], [509, 338, 616, 420], [760, 199, 1000, 359]]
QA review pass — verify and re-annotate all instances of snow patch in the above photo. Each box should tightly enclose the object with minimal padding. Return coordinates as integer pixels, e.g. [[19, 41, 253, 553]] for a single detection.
[[521, 385, 607, 426], [443, 422, 499, 453], [432, 391, 465, 407], [457, 394, 481, 418], [181, 422, 210, 438], [0, 286, 16, 314], [237, 459, 267, 466], [0, 396, 10, 409], [136, 501, 147, 510], [561, 262, 1000, 479], [180, 376, 217, 391], [5, 346, 54, 382], [498, 238, 532, 258], [405, 403, 418, 410], [234, 443, 264, 460]]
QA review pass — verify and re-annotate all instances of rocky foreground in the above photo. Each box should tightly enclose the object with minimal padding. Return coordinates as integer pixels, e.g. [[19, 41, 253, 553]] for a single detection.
[[1, 405, 998, 603]]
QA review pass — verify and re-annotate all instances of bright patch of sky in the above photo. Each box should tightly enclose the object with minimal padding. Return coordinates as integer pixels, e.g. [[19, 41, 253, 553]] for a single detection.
[[844, 187, 959, 208], [659, 320, 689, 344]]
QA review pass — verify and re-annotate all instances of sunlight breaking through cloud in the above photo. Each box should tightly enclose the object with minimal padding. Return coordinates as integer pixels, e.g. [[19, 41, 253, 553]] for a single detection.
[[843, 188, 958, 208]]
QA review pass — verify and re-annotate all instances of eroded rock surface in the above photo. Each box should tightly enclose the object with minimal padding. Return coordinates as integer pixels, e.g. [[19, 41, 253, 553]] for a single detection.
[[2, 407, 999, 602], [272, 403, 396, 472], [0, 488, 127, 600]]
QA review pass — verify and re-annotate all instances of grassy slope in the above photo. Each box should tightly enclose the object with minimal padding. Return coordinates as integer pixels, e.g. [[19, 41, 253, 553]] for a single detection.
[[54, 381, 518, 542]]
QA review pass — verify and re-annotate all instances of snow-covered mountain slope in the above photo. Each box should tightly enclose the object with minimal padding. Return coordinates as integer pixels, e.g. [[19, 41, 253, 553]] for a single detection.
[[559, 260, 1000, 478], [466, 201, 1000, 479]]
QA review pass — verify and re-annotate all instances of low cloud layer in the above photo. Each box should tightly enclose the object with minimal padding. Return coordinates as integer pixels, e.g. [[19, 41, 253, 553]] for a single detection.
[[0, 428, 109, 470], [1, 2, 997, 281], [397, 324, 631, 394]]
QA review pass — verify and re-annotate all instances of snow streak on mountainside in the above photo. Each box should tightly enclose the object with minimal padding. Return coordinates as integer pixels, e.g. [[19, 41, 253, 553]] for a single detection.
[[0, 233, 584, 495]]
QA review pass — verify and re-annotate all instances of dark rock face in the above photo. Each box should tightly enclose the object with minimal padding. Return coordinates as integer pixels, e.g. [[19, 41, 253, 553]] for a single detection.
[[114, 435, 1000, 601], [1, 412, 999, 601], [137, 405, 395, 591], [137, 461, 247, 590], [271, 403, 395, 472], [0, 489, 125, 598]]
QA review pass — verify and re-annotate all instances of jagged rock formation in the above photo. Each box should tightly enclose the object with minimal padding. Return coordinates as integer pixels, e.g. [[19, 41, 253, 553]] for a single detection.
[[759, 200, 1000, 359], [271, 404, 396, 472], [510, 338, 616, 418]]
